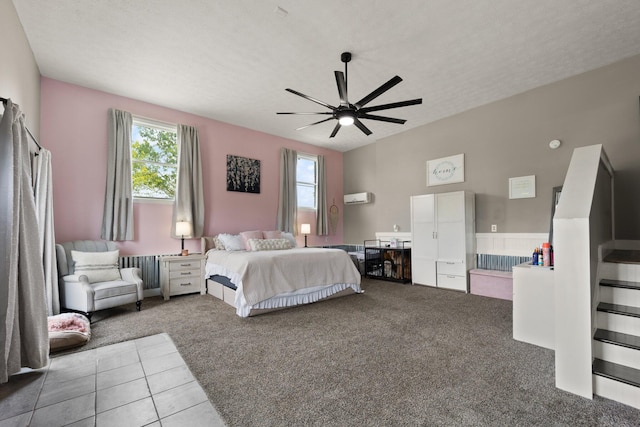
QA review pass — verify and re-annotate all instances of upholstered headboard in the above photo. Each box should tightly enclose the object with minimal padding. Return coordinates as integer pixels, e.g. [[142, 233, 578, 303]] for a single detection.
[[201, 236, 216, 254]]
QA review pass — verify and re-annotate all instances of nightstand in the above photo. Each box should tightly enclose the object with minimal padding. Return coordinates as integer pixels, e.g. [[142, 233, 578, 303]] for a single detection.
[[160, 254, 205, 301]]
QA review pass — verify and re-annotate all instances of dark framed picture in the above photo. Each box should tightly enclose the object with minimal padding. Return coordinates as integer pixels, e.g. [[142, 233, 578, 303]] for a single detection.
[[227, 155, 260, 194]]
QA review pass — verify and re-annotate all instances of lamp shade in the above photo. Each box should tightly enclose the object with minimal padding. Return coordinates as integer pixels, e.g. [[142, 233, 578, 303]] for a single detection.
[[176, 221, 192, 237], [301, 223, 311, 235]]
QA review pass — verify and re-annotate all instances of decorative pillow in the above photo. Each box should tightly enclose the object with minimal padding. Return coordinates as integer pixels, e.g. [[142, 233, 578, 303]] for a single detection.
[[213, 235, 226, 250], [240, 230, 264, 250], [249, 238, 292, 251], [48, 313, 91, 352], [218, 233, 245, 251], [282, 232, 297, 248], [263, 230, 282, 239], [71, 250, 121, 283]]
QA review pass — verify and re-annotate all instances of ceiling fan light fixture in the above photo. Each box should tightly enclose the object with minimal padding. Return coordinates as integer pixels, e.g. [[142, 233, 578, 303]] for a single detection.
[[338, 115, 354, 126], [337, 110, 355, 126]]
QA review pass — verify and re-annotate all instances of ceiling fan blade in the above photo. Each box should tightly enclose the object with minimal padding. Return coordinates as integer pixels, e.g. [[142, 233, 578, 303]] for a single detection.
[[296, 117, 335, 131], [285, 88, 337, 110], [359, 98, 422, 113], [329, 123, 342, 138], [277, 112, 333, 115], [354, 75, 403, 108], [335, 71, 348, 105], [359, 113, 406, 125], [353, 119, 372, 136]]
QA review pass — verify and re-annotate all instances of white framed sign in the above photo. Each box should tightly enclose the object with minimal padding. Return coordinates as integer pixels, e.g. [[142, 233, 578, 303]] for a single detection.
[[509, 175, 536, 199], [427, 154, 464, 186]]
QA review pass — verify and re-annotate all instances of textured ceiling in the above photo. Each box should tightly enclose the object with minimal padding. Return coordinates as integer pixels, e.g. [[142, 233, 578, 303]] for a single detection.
[[12, 0, 640, 152]]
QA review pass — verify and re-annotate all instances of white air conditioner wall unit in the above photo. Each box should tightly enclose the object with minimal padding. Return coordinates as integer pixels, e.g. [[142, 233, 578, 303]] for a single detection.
[[344, 192, 372, 204]]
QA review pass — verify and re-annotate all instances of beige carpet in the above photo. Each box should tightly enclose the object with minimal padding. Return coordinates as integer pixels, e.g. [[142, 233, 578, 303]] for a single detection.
[[55, 278, 640, 426]]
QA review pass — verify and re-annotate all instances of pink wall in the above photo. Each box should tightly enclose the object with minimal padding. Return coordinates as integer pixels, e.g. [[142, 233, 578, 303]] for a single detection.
[[40, 78, 345, 256]]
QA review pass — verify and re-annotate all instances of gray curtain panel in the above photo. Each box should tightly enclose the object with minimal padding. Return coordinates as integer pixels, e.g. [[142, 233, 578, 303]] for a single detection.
[[101, 108, 134, 241], [316, 155, 329, 235], [276, 148, 297, 234], [32, 149, 60, 315], [172, 124, 204, 238], [0, 99, 49, 383]]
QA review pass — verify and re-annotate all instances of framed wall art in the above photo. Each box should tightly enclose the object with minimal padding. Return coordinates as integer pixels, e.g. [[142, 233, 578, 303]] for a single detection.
[[227, 155, 260, 194], [427, 153, 464, 186], [509, 175, 536, 199]]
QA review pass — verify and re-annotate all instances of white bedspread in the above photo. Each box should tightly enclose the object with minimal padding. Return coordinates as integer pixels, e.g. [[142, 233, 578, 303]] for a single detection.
[[205, 248, 361, 306]]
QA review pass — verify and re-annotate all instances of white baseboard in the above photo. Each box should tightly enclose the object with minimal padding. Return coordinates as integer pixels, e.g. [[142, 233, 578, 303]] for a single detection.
[[593, 375, 640, 410]]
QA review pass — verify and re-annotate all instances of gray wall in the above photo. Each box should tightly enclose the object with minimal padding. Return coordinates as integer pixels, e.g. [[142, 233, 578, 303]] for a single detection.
[[344, 54, 640, 245], [0, 0, 41, 138]]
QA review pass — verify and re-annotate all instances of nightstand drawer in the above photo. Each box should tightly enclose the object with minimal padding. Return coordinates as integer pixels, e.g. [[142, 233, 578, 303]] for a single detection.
[[169, 268, 199, 279], [169, 260, 200, 271], [169, 277, 200, 295]]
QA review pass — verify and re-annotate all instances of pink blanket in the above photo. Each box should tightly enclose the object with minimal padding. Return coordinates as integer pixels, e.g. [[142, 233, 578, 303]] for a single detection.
[[48, 314, 88, 333]]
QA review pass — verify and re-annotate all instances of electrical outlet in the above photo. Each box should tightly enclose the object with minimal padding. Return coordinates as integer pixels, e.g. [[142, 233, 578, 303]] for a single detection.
[[491, 224, 497, 232]]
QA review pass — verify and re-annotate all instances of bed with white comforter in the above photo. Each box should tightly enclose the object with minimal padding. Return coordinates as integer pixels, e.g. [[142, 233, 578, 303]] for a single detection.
[[203, 240, 362, 317]]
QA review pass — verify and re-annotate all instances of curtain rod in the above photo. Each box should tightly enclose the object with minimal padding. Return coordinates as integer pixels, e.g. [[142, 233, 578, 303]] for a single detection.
[[0, 96, 43, 154]]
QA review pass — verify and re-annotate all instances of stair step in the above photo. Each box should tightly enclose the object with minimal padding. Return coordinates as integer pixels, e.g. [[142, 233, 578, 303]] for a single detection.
[[597, 302, 640, 319], [603, 249, 640, 264], [593, 358, 640, 388], [594, 329, 640, 351], [599, 278, 640, 291]]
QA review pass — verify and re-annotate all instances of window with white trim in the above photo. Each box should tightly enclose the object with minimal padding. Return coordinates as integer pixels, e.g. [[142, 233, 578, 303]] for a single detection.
[[296, 154, 317, 210], [131, 117, 178, 200]]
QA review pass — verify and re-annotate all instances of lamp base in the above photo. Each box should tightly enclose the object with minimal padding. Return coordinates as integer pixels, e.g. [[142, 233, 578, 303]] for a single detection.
[[181, 249, 189, 256], [304, 235, 308, 248]]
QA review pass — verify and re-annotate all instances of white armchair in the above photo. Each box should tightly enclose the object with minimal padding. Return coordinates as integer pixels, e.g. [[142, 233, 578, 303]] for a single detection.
[[56, 240, 143, 320]]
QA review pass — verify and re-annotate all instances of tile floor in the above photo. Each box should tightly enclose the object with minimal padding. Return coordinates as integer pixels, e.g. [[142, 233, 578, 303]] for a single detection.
[[0, 333, 226, 427]]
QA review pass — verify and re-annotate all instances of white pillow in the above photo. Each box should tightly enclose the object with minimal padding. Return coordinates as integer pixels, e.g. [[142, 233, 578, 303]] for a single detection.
[[248, 238, 292, 251], [218, 233, 245, 251], [71, 250, 121, 283], [282, 232, 297, 248]]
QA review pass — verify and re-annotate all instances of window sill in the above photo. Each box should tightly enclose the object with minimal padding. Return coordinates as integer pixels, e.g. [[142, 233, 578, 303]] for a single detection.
[[134, 198, 174, 205]]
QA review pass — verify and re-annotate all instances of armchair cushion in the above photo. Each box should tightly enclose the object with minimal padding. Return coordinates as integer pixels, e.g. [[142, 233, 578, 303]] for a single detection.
[[71, 250, 121, 283], [93, 280, 138, 300]]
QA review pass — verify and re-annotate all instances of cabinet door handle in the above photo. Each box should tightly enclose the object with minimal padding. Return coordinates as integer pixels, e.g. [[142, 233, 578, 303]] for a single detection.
[[180, 282, 192, 286], [180, 272, 192, 275], [180, 263, 192, 267]]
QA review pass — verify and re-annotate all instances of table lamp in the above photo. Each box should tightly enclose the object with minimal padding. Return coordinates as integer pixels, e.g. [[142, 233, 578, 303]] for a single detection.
[[301, 223, 311, 248], [176, 221, 192, 255]]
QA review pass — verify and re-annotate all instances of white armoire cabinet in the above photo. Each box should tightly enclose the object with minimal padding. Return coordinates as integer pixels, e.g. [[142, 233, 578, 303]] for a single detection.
[[410, 191, 475, 292]]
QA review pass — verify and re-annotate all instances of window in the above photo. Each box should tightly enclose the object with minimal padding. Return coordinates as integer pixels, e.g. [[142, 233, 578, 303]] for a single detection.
[[296, 154, 317, 209], [131, 118, 178, 200]]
